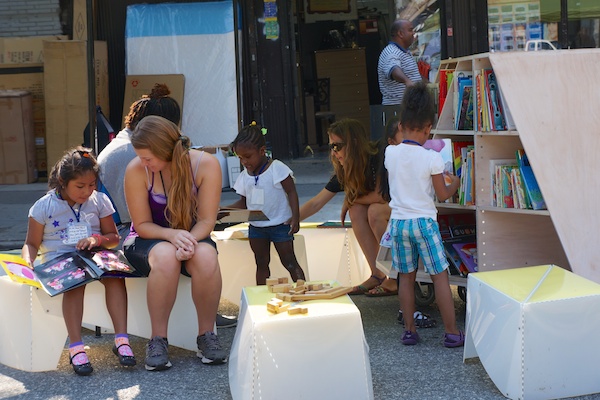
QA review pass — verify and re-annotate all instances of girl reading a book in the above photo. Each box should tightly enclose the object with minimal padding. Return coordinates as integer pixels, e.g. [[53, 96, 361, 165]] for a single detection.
[[384, 82, 464, 347], [22, 147, 136, 375]]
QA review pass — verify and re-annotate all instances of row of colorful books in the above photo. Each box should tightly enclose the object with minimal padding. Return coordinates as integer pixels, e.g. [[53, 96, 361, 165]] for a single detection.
[[489, 149, 546, 210], [425, 138, 476, 205], [437, 68, 515, 132]]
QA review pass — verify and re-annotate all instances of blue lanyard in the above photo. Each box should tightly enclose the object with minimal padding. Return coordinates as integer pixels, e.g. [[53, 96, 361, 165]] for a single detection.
[[254, 160, 269, 186], [402, 139, 422, 146], [69, 204, 82, 222], [57, 189, 82, 222]]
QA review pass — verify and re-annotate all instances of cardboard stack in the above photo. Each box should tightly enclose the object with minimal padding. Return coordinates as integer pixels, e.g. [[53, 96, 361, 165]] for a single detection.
[[0, 90, 36, 184], [0, 35, 108, 179]]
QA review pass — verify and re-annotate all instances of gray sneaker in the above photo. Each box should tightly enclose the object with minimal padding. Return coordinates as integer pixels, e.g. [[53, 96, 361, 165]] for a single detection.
[[145, 336, 172, 371], [196, 332, 228, 364]]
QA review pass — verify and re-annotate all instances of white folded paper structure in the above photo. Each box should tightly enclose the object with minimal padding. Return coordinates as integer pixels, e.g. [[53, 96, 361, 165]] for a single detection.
[[464, 265, 600, 400]]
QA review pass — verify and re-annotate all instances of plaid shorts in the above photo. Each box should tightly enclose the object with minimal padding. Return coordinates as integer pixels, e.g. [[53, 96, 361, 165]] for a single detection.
[[390, 217, 448, 275]]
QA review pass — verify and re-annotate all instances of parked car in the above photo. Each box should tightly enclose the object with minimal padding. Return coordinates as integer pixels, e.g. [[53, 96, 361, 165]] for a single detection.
[[525, 40, 558, 51]]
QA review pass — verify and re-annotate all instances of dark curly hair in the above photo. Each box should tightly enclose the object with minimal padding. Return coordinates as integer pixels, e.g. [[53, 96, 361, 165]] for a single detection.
[[124, 83, 181, 129]]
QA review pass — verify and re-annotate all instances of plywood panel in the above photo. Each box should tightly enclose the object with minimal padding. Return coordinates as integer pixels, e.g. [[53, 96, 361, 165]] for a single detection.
[[490, 49, 600, 283]]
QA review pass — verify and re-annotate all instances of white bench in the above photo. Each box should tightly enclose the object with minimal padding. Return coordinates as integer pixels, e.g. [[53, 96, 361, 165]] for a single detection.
[[0, 276, 201, 372]]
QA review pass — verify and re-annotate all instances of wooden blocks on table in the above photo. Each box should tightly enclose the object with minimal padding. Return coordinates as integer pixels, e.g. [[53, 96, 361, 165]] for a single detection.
[[265, 278, 352, 311], [266, 298, 290, 314], [287, 306, 308, 315], [276, 285, 353, 301]]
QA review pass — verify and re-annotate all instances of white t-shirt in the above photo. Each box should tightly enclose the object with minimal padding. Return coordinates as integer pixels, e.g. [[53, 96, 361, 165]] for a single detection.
[[28, 190, 115, 262], [385, 143, 445, 220], [233, 159, 294, 228]]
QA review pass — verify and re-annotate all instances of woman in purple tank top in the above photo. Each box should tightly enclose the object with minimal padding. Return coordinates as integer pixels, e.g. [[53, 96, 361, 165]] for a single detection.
[[123, 115, 228, 370]]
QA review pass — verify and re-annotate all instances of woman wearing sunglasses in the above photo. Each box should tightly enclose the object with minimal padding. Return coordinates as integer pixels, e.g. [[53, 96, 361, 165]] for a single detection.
[[300, 118, 395, 295], [300, 118, 436, 327]]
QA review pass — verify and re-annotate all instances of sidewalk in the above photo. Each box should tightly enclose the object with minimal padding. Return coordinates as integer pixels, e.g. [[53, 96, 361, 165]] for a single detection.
[[1, 156, 598, 399]]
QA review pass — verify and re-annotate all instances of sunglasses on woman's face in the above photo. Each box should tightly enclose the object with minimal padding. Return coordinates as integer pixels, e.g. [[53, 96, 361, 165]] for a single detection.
[[329, 142, 346, 152]]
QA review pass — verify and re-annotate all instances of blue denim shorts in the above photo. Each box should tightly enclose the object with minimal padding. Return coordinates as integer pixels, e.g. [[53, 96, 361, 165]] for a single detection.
[[248, 223, 293, 242], [390, 217, 448, 275]]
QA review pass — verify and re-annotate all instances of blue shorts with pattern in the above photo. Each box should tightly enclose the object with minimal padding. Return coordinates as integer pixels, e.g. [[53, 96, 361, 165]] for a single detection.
[[390, 217, 448, 275]]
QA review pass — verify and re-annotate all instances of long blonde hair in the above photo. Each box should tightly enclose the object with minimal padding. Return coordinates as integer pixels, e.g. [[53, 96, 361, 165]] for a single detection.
[[328, 119, 379, 207], [131, 115, 198, 230]]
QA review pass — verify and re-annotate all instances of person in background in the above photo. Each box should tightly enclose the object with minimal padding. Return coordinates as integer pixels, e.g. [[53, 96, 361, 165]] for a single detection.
[[22, 147, 135, 375], [385, 81, 463, 347], [377, 19, 422, 107], [124, 116, 228, 370], [226, 121, 305, 284], [97, 84, 236, 329]]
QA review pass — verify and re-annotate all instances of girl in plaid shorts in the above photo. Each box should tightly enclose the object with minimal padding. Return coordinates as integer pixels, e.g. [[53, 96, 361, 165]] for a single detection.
[[384, 82, 465, 348]]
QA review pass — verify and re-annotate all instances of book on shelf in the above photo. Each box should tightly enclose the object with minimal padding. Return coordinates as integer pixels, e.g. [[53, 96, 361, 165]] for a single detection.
[[444, 236, 476, 277], [489, 159, 517, 207], [510, 167, 531, 209], [473, 68, 513, 132], [516, 149, 546, 210], [451, 241, 478, 273], [438, 69, 454, 116], [0, 249, 141, 297], [437, 213, 476, 241], [455, 75, 473, 130]]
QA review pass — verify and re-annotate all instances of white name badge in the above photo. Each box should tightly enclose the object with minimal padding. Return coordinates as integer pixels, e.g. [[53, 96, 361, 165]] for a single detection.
[[63, 222, 91, 245], [251, 187, 265, 205]]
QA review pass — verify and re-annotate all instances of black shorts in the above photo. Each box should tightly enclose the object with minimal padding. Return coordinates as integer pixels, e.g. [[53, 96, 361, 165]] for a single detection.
[[124, 236, 217, 277]]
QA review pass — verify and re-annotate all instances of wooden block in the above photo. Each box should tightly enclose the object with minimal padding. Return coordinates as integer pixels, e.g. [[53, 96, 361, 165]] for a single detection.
[[288, 307, 308, 315], [280, 286, 353, 301], [278, 277, 289, 284], [296, 279, 305, 286], [307, 283, 323, 291], [276, 293, 293, 301], [271, 283, 292, 293], [266, 278, 279, 287], [290, 288, 306, 294]]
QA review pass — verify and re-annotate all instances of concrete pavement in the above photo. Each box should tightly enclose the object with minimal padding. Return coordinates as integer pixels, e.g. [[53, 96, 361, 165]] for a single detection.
[[0, 154, 598, 399]]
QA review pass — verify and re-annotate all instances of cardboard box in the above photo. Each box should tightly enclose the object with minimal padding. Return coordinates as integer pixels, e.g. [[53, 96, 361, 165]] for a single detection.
[[0, 63, 45, 142], [0, 90, 36, 184], [122, 74, 185, 129], [43, 40, 109, 168], [0, 36, 68, 64]]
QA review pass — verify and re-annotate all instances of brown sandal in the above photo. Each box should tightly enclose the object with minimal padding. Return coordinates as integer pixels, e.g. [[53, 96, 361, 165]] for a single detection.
[[349, 275, 385, 295]]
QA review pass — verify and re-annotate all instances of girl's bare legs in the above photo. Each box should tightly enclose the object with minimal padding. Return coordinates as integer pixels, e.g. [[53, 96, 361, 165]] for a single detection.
[[398, 270, 417, 332], [250, 238, 272, 285], [62, 285, 86, 343], [348, 204, 386, 288], [367, 203, 398, 292], [430, 271, 460, 335], [274, 240, 306, 281], [102, 278, 128, 334], [147, 242, 181, 338], [185, 242, 222, 335]]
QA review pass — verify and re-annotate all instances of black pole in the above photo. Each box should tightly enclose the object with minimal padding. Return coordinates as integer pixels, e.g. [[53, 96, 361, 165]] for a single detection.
[[233, 0, 242, 132], [86, 0, 96, 154]]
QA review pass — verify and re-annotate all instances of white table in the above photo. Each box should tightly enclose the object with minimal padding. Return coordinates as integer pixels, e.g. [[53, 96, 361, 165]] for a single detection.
[[464, 265, 600, 400], [217, 223, 371, 306], [228, 284, 374, 400]]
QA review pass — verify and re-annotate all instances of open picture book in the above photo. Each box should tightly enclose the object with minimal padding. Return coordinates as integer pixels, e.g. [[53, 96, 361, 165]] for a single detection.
[[0, 249, 141, 297]]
